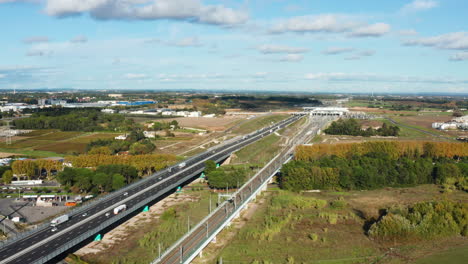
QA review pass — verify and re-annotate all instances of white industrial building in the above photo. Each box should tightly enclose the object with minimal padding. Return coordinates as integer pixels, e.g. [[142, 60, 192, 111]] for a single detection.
[[303, 107, 350, 116], [432, 115, 468, 130]]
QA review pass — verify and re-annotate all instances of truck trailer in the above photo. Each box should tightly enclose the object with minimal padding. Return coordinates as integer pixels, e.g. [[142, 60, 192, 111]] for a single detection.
[[50, 214, 69, 227], [113, 204, 127, 215]]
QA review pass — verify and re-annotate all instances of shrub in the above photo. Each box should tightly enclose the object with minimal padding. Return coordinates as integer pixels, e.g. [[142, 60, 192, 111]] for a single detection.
[[308, 233, 318, 242], [319, 212, 339, 225], [330, 197, 347, 209]]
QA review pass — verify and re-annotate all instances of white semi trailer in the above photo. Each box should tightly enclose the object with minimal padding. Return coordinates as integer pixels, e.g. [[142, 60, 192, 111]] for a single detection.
[[113, 204, 127, 215], [50, 214, 69, 227]]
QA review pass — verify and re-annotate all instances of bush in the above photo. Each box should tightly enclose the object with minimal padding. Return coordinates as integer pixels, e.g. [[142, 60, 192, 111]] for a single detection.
[[368, 200, 468, 243], [308, 233, 319, 242], [330, 197, 347, 209]]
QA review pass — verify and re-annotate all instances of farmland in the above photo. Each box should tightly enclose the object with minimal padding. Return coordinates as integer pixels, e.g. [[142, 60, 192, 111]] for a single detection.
[[0, 130, 121, 157], [199, 185, 468, 264]]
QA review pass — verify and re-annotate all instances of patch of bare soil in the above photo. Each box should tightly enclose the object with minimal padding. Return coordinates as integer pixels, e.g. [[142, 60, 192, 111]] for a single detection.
[[192, 195, 267, 264], [75, 193, 199, 257], [150, 116, 244, 132]]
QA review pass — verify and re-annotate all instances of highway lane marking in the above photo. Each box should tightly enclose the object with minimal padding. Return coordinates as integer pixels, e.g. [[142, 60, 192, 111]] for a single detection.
[[1, 116, 300, 264]]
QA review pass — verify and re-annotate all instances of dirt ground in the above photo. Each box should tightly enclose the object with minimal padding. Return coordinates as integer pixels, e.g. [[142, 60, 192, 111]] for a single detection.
[[75, 192, 199, 256], [192, 195, 268, 264], [0, 152, 19, 158], [149, 116, 244, 131]]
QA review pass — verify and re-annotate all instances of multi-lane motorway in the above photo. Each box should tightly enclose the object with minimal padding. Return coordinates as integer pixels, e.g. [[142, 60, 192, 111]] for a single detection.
[[0, 114, 303, 264]]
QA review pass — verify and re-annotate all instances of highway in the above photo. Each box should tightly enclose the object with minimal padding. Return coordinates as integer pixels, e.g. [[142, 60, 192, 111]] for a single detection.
[[155, 115, 331, 264], [0, 114, 303, 264]]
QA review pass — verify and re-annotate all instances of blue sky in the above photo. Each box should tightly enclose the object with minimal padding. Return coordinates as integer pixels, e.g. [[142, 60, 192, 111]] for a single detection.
[[0, 0, 467, 94]]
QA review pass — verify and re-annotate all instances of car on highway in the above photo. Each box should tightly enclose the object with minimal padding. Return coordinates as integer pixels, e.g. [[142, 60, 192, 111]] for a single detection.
[[123, 192, 128, 196], [51, 227, 58, 232], [105, 212, 110, 217], [82, 213, 87, 217]]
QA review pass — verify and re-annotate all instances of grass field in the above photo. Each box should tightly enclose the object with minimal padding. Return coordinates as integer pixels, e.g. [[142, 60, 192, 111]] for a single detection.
[[78, 190, 218, 264], [231, 114, 288, 134], [204, 185, 468, 264], [413, 245, 468, 264], [232, 133, 282, 164], [0, 130, 123, 157]]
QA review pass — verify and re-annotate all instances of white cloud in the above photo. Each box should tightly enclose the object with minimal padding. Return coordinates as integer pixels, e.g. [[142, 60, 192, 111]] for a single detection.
[[280, 54, 303, 62], [398, 29, 418, 36], [172, 37, 202, 47], [404, 32, 468, 50], [0, 0, 38, 3], [304, 72, 467, 84], [23, 36, 49, 44], [358, 50, 375, 56], [322, 47, 354, 55], [401, 0, 438, 13], [270, 15, 390, 38], [450, 52, 468, 61], [44, 0, 248, 26], [270, 15, 357, 34], [124, 73, 148, 79], [26, 50, 52, 56], [348, 23, 391, 37], [71, 35, 88, 43], [257, 44, 308, 54], [0, 74, 5, 78]]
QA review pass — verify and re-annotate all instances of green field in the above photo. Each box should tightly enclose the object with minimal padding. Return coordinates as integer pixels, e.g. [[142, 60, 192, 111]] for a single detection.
[[231, 114, 288, 134], [414, 246, 468, 264], [207, 185, 468, 264], [0, 131, 123, 157], [232, 133, 282, 164], [78, 190, 218, 264]]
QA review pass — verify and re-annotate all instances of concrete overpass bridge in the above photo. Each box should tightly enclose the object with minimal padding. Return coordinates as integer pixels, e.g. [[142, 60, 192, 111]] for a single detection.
[[152, 116, 332, 264], [0, 115, 304, 264]]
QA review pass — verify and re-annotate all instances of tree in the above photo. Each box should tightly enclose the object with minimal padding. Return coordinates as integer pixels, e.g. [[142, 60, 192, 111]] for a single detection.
[[2, 170, 13, 184], [96, 164, 138, 184], [112, 174, 126, 190], [205, 160, 217, 175], [11, 160, 37, 180], [57, 167, 78, 186], [88, 146, 113, 155], [93, 172, 112, 193]]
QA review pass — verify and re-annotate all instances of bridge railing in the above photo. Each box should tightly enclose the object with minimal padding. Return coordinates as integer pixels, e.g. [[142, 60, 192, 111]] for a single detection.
[[153, 115, 317, 264], [0, 117, 295, 249]]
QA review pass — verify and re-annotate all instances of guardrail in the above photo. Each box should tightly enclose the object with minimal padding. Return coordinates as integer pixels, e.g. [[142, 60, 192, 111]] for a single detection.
[[0, 117, 293, 249], [0, 115, 303, 263], [153, 115, 321, 264]]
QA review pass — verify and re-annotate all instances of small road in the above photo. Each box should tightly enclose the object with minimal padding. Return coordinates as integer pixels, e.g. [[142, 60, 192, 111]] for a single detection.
[[384, 117, 454, 141]]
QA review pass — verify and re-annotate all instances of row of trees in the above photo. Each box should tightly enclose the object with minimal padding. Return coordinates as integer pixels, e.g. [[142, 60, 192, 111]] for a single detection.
[[368, 200, 468, 243], [87, 130, 156, 155], [56, 165, 138, 194], [147, 120, 179, 131], [280, 153, 467, 191], [295, 141, 468, 161], [204, 161, 247, 189], [2, 159, 63, 182], [66, 154, 177, 176], [13, 108, 134, 132], [324, 119, 400, 137]]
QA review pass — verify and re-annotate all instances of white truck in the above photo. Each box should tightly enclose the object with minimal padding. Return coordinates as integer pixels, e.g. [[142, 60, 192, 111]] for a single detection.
[[50, 214, 69, 227], [178, 162, 186, 169], [113, 204, 127, 215]]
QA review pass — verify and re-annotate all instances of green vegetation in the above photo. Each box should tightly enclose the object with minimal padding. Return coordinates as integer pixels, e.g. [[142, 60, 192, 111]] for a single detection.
[[204, 161, 248, 189], [369, 200, 467, 243], [13, 108, 135, 132], [233, 133, 282, 164], [324, 118, 400, 137], [86, 130, 155, 155], [231, 114, 288, 134], [280, 150, 467, 192], [56, 165, 138, 194]]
